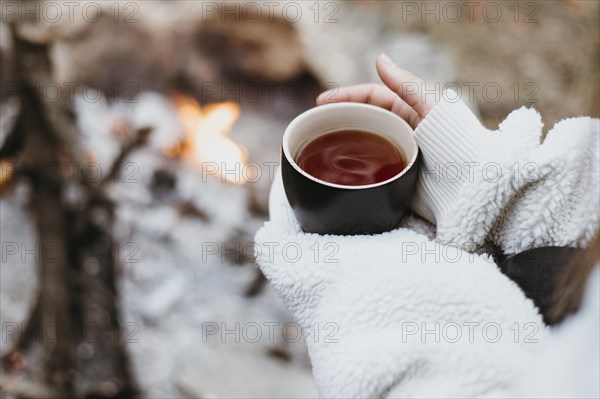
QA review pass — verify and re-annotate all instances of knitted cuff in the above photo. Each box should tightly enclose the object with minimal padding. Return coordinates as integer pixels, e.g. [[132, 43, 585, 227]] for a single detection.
[[410, 92, 549, 249], [410, 92, 493, 226]]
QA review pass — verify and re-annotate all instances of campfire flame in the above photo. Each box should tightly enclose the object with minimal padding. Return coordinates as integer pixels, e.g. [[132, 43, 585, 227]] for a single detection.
[[173, 95, 248, 184], [0, 159, 13, 192]]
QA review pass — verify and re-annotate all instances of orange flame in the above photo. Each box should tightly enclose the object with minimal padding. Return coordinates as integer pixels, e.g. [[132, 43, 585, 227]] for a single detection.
[[0, 159, 14, 192], [173, 95, 248, 185]]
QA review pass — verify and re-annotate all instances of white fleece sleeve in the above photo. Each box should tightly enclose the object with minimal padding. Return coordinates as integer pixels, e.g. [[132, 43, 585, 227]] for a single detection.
[[411, 93, 600, 253], [255, 172, 545, 398]]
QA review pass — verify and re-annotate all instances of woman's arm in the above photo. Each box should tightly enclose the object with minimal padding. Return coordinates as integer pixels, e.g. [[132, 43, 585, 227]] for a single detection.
[[320, 55, 600, 254], [410, 95, 599, 254], [256, 172, 545, 398], [254, 57, 598, 397]]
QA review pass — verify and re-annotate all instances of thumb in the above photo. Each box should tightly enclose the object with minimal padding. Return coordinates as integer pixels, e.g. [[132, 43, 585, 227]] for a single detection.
[[375, 54, 434, 122]]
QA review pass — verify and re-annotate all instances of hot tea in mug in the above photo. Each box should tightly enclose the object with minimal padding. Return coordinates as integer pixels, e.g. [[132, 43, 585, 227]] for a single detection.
[[281, 102, 420, 235], [295, 130, 408, 186]]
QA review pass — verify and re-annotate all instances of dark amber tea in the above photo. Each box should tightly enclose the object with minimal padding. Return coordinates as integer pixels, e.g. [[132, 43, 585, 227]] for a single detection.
[[295, 130, 407, 186]]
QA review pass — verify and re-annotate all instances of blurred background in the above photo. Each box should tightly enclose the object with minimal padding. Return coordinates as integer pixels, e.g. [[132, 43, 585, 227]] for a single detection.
[[0, 1, 598, 398]]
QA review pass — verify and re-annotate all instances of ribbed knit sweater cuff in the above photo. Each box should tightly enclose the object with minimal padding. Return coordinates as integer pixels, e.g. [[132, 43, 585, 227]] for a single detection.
[[410, 93, 491, 226]]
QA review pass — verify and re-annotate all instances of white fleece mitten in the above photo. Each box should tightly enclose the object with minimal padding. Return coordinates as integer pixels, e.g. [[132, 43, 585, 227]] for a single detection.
[[255, 171, 545, 398], [411, 93, 600, 253]]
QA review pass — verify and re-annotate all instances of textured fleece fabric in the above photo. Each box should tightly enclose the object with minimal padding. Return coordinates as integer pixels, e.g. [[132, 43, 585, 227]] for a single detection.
[[254, 94, 600, 398], [411, 92, 599, 253]]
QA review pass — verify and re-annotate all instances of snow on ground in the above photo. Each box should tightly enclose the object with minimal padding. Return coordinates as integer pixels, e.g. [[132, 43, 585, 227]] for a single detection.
[[0, 93, 317, 398]]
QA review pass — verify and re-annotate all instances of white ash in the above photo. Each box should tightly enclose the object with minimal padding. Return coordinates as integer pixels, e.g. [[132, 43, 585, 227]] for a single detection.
[[0, 182, 38, 357], [74, 91, 184, 172]]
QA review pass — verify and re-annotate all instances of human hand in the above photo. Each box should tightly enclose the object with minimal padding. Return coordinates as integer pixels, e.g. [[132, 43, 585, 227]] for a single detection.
[[316, 54, 435, 129]]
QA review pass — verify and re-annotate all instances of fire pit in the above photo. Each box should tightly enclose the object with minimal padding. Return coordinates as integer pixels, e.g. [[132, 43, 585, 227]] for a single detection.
[[0, 1, 463, 397]]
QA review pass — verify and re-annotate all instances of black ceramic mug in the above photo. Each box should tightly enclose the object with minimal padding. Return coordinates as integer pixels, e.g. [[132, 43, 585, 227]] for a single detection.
[[281, 102, 420, 235]]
